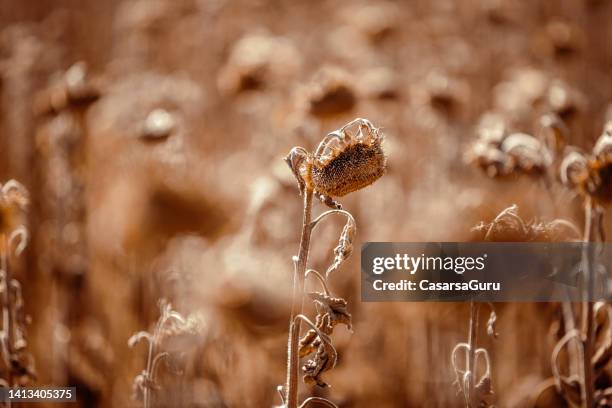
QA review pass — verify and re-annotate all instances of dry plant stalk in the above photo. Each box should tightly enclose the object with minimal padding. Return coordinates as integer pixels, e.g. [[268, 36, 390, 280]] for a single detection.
[[280, 118, 386, 408], [460, 205, 582, 408], [467, 111, 612, 407], [547, 120, 612, 408], [451, 301, 496, 408], [0, 180, 36, 395], [129, 299, 202, 408]]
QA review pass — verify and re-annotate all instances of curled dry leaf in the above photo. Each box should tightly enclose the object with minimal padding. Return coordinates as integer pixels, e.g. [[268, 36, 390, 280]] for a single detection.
[[486, 304, 499, 339], [326, 216, 356, 277], [301, 315, 337, 388], [310, 292, 352, 332], [298, 292, 352, 358]]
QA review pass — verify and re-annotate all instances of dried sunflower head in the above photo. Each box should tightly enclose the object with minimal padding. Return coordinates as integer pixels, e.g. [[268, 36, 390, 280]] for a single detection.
[[501, 132, 551, 175], [285, 118, 387, 206], [298, 66, 356, 116], [467, 131, 551, 178], [560, 150, 589, 189], [593, 121, 612, 163], [561, 122, 612, 204]]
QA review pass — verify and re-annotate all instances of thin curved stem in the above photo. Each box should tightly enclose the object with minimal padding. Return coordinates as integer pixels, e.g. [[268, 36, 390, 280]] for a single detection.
[[299, 397, 339, 408], [305, 269, 330, 296], [310, 209, 355, 232], [474, 348, 491, 381], [551, 329, 581, 387], [582, 196, 596, 408], [467, 301, 479, 407]]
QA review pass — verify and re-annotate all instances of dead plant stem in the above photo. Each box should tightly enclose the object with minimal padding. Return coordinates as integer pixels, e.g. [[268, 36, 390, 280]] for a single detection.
[[467, 300, 479, 408], [582, 197, 595, 408], [286, 188, 314, 408]]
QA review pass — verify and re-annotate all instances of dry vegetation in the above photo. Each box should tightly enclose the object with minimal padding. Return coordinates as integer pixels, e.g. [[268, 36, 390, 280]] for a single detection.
[[1, 0, 612, 407]]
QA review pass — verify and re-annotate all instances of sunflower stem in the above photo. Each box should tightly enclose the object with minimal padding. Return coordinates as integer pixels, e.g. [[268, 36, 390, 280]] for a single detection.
[[286, 188, 314, 408]]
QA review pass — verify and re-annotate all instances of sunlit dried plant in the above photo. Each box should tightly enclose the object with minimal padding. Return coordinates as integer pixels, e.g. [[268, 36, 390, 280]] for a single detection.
[[471, 204, 581, 242], [560, 121, 612, 213], [0, 180, 36, 390], [465, 114, 567, 180], [451, 302, 497, 408], [279, 118, 386, 408], [459, 205, 582, 408], [129, 299, 202, 408], [545, 120, 612, 408]]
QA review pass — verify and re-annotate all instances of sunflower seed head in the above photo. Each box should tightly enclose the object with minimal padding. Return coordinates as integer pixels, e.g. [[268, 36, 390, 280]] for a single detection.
[[311, 120, 386, 197], [593, 121, 612, 162], [560, 150, 589, 188]]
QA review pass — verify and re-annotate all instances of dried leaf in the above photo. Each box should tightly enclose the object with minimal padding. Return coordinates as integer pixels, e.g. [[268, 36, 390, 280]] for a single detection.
[[299, 293, 351, 359], [325, 217, 356, 277], [486, 305, 499, 339], [298, 328, 320, 359], [309, 292, 352, 332], [302, 316, 337, 388]]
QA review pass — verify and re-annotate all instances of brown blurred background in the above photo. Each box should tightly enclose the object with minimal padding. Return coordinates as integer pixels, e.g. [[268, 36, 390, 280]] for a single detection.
[[1, 0, 611, 406]]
